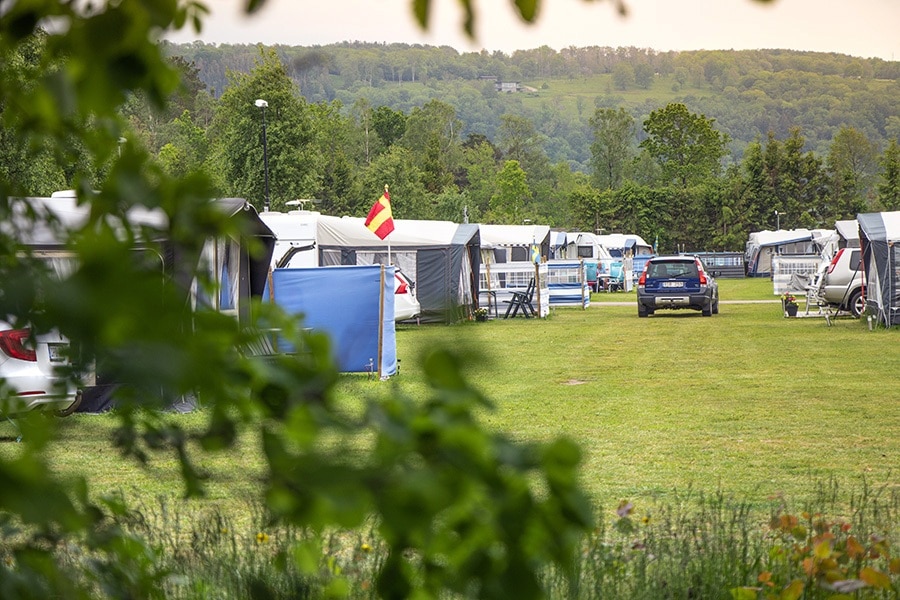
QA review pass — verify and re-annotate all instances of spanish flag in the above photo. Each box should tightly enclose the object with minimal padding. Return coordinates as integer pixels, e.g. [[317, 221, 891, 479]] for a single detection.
[[365, 185, 394, 240]]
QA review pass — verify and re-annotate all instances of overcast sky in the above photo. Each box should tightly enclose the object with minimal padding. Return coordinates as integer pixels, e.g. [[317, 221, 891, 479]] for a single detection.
[[163, 0, 899, 61]]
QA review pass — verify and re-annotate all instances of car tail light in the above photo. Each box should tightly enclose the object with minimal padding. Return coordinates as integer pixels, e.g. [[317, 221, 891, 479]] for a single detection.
[[827, 249, 844, 274], [638, 268, 647, 286], [695, 259, 707, 285], [0, 329, 37, 362], [395, 276, 409, 295]]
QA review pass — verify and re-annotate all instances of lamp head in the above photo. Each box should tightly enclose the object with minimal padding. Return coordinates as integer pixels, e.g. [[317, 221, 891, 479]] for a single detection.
[[255, 99, 268, 108]]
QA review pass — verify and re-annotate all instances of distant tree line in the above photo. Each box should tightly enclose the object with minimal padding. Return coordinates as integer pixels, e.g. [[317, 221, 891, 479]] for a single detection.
[[6, 39, 900, 252]]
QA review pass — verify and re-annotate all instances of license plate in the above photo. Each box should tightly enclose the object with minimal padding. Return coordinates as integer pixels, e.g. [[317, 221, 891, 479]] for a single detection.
[[662, 281, 684, 288], [48, 343, 67, 363]]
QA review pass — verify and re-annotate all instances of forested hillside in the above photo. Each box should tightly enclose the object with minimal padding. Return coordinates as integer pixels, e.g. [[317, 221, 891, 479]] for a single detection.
[[7, 35, 900, 252], [165, 42, 900, 167]]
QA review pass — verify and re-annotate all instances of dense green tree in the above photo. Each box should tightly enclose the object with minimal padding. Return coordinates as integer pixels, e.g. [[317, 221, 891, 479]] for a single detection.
[[311, 101, 360, 215], [207, 48, 319, 211], [589, 107, 635, 190], [157, 110, 209, 177], [371, 104, 407, 149], [826, 125, 879, 220], [877, 139, 900, 210], [400, 99, 462, 196], [488, 159, 531, 223], [634, 63, 654, 89], [460, 139, 498, 217], [357, 145, 428, 218], [612, 62, 635, 90], [640, 103, 730, 188], [0, 30, 72, 195], [779, 127, 827, 228]]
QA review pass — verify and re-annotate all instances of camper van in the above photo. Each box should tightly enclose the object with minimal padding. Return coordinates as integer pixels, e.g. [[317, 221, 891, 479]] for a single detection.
[[564, 232, 615, 291]]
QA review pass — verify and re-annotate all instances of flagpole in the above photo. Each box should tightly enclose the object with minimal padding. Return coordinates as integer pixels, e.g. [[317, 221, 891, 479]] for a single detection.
[[385, 185, 391, 266]]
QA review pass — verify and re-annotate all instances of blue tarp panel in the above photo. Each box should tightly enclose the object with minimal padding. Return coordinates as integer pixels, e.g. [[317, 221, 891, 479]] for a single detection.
[[269, 265, 397, 376]]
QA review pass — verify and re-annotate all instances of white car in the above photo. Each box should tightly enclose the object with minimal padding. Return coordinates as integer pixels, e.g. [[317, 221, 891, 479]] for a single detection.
[[394, 270, 421, 322], [0, 322, 81, 415]]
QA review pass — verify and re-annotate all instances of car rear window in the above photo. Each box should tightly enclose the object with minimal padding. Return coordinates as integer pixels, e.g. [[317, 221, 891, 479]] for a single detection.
[[648, 262, 698, 278]]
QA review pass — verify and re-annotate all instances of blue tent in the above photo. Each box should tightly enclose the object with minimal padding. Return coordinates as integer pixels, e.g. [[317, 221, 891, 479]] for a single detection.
[[268, 264, 398, 377]]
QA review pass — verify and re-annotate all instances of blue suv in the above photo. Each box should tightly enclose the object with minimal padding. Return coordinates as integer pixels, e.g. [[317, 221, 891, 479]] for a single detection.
[[636, 256, 719, 317]]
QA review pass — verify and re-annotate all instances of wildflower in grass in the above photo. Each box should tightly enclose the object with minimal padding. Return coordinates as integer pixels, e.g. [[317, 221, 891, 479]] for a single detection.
[[360, 543, 372, 553], [256, 532, 269, 544]]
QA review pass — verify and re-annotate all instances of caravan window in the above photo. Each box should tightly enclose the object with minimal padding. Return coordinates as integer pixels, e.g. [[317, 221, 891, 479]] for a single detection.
[[577, 246, 593, 258], [511, 247, 528, 262]]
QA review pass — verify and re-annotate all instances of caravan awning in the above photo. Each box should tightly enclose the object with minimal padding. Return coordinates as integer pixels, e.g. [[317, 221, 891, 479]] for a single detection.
[[317, 215, 462, 247]]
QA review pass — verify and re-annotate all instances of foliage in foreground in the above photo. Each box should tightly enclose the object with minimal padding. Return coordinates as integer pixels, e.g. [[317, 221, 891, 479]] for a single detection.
[[0, 2, 592, 598], [13, 479, 892, 600]]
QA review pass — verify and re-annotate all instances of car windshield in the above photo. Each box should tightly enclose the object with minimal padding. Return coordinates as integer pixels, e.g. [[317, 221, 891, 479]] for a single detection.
[[649, 262, 698, 278]]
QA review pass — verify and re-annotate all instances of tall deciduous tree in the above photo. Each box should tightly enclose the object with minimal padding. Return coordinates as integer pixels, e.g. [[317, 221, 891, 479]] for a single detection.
[[589, 107, 634, 190], [489, 159, 531, 223], [640, 103, 729, 188], [877, 139, 900, 211], [826, 125, 879, 220], [207, 48, 319, 212], [400, 99, 462, 195]]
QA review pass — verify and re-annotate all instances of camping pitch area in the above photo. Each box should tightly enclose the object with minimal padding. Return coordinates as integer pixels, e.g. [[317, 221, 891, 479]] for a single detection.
[[6, 278, 897, 519]]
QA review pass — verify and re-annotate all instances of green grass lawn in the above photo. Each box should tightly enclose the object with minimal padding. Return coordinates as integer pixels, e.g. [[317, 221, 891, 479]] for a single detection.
[[5, 277, 896, 522]]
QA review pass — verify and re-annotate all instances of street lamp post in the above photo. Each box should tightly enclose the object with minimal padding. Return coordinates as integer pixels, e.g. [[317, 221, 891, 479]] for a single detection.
[[255, 99, 270, 212]]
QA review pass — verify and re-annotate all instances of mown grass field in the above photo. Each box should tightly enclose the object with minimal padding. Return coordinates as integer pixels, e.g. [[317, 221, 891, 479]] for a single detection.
[[3, 278, 896, 522]]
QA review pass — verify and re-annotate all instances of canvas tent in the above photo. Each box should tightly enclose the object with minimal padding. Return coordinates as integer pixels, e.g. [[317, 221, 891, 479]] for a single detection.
[[6, 192, 277, 412], [8, 192, 275, 325], [745, 229, 820, 277], [479, 224, 551, 263], [478, 224, 551, 317], [858, 211, 900, 327], [549, 231, 568, 259], [314, 215, 480, 323]]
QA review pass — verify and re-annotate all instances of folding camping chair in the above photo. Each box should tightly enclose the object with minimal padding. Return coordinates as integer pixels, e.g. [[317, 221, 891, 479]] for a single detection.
[[503, 278, 536, 318], [607, 262, 625, 292]]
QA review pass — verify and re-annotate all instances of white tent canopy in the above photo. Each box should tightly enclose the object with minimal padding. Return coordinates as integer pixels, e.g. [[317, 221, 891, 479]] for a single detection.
[[316, 215, 463, 248], [834, 220, 860, 248]]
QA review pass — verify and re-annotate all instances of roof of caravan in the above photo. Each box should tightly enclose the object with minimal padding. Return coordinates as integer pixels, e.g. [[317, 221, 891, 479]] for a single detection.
[[478, 224, 551, 248], [593, 233, 650, 249], [316, 215, 472, 247], [6, 192, 267, 246], [568, 232, 614, 258]]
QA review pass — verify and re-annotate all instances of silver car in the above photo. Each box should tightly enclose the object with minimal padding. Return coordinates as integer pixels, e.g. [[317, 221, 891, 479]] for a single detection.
[[817, 248, 864, 317], [0, 322, 82, 416]]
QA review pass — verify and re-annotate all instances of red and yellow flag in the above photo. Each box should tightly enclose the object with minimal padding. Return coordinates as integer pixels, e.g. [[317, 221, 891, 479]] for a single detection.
[[364, 185, 394, 240]]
